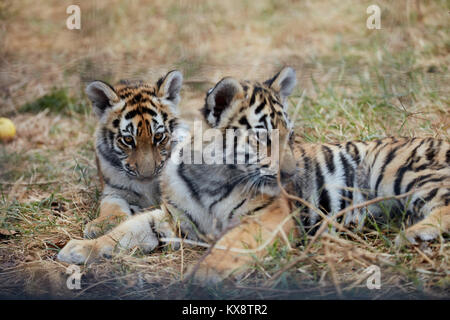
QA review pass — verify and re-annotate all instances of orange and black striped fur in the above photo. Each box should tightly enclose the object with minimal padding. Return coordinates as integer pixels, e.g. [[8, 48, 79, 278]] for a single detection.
[[58, 67, 449, 283], [293, 137, 449, 245], [80, 70, 184, 239]]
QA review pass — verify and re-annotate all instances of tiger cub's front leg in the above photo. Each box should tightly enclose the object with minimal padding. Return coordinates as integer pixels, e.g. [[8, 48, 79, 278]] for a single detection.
[[192, 197, 296, 283], [57, 209, 177, 264], [83, 196, 133, 239]]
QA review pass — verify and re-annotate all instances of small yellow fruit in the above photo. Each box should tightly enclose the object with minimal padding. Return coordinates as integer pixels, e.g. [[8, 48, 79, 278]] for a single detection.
[[0, 117, 16, 141]]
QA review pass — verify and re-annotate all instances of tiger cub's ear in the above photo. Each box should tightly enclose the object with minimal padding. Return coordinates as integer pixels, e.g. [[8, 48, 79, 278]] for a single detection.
[[156, 70, 183, 109], [85, 81, 120, 118], [203, 77, 243, 128], [264, 67, 297, 104]]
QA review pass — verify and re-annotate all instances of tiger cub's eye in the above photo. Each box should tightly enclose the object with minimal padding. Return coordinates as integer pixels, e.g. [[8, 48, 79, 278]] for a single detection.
[[123, 136, 134, 145], [154, 132, 164, 142]]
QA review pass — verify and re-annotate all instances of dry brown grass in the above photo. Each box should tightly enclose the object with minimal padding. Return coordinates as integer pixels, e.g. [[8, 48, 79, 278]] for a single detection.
[[0, 0, 449, 299]]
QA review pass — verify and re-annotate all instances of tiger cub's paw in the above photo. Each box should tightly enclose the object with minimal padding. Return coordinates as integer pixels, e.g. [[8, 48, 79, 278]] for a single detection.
[[83, 215, 126, 239], [394, 225, 440, 247], [188, 255, 246, 285], [188, 263, 224, 285], [83, 221, 104, 239], [57, 239, 113, 264]]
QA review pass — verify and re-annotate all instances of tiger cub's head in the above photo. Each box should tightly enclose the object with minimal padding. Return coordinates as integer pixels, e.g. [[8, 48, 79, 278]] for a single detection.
[[86, 70, 183, 180], [201, 67, 297, 195]]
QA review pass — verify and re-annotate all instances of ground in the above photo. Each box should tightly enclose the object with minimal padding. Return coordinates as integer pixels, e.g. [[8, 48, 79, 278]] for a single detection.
[[0, 0, 448, 299]]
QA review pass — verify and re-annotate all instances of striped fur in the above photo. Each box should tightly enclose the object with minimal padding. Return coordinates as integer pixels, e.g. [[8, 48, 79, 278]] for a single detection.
[[58, 67, 449, 284], [57, 68, 299, 273], [82, 70, 184, 238], [161, 68, 298, 242], [293, 138, 450, 240]]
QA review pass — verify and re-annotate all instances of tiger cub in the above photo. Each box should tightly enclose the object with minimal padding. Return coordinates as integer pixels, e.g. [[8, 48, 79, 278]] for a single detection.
[[82, 70, 184, 239], [58, 67, 449, 284], [57, 67, 298, 267]]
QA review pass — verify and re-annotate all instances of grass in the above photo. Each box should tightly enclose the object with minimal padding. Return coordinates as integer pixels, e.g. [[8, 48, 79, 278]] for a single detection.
[[0, 0, 449, 299], [19, 88, 90, 116]]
